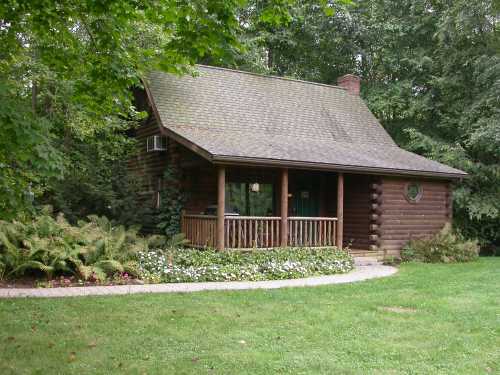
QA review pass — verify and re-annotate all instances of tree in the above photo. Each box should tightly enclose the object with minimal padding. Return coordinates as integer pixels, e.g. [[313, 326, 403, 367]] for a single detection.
[[0, 78, 63, 218], [356, 0, 499, 248], [236, 0, 355, 78], [0, 0, 244, 218]]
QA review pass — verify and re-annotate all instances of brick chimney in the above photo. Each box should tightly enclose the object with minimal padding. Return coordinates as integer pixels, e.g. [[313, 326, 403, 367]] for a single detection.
[[337, 74, 361, 96]]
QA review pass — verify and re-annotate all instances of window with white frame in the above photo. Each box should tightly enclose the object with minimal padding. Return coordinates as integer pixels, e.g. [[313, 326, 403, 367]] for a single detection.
[[146, 135, 167, 152]]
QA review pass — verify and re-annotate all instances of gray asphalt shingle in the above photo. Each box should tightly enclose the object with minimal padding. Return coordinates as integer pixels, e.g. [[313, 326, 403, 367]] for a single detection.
[[147, 65, 466, 178]]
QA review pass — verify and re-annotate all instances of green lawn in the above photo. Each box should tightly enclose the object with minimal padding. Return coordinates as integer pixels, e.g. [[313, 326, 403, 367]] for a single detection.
[[1, 259, 499, 374]]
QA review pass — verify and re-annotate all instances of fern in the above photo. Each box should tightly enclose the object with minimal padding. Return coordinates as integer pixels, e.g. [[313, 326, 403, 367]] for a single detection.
[[0, 260, 6, 281], [123, 261, 139, 276], [91, 267, 107, 282], [166, 233, 190, 249], [11, 260, 55, 279], [94, 260, 124, 274], [112, 227, 127, 255], [0, 208, 168, 281], [77, 265, 107, 282]]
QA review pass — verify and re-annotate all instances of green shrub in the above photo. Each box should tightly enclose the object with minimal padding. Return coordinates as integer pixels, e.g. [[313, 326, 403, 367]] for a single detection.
[[0, 210, 355, 285], [0, 206, 165, 281], [42, 137, 152, 228], [138, 247, 354, 283], [401, 224, 479, 263], [156, 167, 187, 237]]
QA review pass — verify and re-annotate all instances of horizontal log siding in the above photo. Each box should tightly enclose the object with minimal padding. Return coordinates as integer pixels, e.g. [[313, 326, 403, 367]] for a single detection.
[[127, 113, 219, 232], [379, 178, 452, 257], [127, 118, 168, 198], [182, 163, 218, 215], [127, 118, 170, 232], [343, 175, 372, 250]]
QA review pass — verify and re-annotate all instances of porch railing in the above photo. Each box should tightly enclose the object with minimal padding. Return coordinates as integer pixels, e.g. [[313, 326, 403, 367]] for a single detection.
[[181, 214, 217, 248], [225, 216, 282, 249], [182, 213, 338, 249], [288, 217, 337, 247]]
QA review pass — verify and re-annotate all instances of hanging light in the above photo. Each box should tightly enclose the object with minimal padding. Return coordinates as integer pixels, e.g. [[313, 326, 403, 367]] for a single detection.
[[250, 182, 260, 192]]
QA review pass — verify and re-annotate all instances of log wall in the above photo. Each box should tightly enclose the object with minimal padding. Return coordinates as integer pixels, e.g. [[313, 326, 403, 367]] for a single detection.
[[343, 175, 373, 250], [127, 118, 168, 207], [180, 156, 217, 215], [130, 105, 452, 251], [379, 178, 452, 257], [127, 114, 217, 228]]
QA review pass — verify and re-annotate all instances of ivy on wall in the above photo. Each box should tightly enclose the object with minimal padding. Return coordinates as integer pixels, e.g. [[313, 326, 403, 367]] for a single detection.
[[156, 166, 186, 237]]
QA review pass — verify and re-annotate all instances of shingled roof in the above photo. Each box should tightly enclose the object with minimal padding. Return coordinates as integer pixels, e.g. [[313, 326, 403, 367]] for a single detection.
[[146, 65, 466, 178]]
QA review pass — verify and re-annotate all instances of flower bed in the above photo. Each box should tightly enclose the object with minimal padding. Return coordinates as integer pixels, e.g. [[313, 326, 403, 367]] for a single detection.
[[138, 247, 354, 283]]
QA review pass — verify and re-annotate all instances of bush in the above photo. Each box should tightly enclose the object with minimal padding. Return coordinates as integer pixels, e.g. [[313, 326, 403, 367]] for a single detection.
[[0, 210, 354, 285], [401, 224, 479, 263], [138, 247, 354, 283], [45, 157, 152, 228], [0, 206, 165, 281]]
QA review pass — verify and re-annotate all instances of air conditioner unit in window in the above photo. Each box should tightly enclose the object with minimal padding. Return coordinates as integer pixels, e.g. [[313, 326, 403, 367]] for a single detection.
[[146, 135, 167, 152]]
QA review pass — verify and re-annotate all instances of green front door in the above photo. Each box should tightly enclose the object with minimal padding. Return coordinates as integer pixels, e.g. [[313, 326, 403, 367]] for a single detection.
[[292, 178, 319, 217]]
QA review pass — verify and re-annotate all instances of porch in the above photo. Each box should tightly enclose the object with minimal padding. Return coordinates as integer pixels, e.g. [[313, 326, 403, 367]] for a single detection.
[[180, 165, 380, 251], [181, 215, 338, 249]]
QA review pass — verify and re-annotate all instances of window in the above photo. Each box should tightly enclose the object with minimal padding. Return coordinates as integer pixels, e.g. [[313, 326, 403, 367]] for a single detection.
[[405, 182, 423, 203], [146, 135, 167, 152], [226, 182, 274, 216]]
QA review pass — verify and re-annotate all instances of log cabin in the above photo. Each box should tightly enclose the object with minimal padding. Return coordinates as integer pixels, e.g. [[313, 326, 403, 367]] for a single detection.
[[129, 65, 467, 259]]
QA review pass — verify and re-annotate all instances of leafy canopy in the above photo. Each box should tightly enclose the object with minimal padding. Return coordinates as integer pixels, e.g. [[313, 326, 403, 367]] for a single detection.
[[235, 0, 500, 248], [0, 0, 246, 218]]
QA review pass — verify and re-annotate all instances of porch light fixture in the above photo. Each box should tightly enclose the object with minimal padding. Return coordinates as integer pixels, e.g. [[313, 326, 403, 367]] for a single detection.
[[249, 182, 260, 192]]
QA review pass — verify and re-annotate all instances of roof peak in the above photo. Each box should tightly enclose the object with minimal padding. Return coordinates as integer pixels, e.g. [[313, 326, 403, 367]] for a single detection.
[[196, 64, 348, 91]]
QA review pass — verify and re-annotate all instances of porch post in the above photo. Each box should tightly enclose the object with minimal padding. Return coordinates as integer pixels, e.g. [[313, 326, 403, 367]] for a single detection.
[[280, 168, 288, 247], [336, 172, 344, 248], [217, 166, 226, 251]]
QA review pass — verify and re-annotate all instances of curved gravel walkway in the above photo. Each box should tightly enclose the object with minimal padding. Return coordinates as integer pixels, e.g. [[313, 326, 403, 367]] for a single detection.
[[0, 265, 397, 298]]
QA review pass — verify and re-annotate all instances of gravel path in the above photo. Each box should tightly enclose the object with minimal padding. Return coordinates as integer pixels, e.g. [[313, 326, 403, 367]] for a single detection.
[[0, 265, 398, 298]]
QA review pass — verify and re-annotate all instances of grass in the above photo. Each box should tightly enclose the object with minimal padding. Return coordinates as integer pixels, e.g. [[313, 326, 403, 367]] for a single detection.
[[0, 258, 499, 375]]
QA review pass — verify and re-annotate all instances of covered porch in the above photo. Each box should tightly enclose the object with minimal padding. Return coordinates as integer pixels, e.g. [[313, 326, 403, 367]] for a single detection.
[[180, 165, 379, 251], [182, 214, 338, 249]]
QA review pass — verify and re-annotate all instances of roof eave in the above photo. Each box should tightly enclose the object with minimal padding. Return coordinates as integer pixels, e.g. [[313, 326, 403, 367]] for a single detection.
[[142, 78, 214, 163], [212, 155, 468, 180], [143, 75, 467, 180]]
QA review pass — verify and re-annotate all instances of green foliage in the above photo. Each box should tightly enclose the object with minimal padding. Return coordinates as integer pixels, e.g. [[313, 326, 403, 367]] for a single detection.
[[164, 233, 191, 251], [236, 0, 354, 77], [0, 79, 63, 219], [0, 0, 253, 218], [401, 224, 479, 263], [156, 167, 186, 237], [43, 129, 151, 226], [0, 207, 165, 281], [138, 247, 354, 282]]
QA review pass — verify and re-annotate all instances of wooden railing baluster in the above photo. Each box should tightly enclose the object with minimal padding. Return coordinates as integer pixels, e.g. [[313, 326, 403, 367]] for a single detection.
[[181, 215, 338, 249]]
